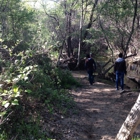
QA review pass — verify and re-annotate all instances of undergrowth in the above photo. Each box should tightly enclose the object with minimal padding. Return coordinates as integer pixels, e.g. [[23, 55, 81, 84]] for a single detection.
[[0, 50, 80, 140], [133, 135, 140, 140]]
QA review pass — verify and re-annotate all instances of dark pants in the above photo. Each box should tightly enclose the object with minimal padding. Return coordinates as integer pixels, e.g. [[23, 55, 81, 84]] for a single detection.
[[115, 71, 124, 90], [87, 70, 94, 85]]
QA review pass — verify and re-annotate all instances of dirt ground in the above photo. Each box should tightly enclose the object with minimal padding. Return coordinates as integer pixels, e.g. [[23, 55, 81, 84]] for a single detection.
[[46, 71, 140, 140]]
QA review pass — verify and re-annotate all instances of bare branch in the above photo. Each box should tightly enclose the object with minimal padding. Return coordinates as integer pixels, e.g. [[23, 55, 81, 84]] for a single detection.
[[99, 18, 114, 57], [125, 0, 138, 55]]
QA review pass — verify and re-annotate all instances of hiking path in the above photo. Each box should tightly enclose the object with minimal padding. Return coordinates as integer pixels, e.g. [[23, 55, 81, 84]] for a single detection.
[[49, 71, 140, 140]]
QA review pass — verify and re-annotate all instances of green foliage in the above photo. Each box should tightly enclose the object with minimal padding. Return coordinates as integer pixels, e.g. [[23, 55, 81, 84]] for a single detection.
[[0, 0, 36, 42], [0, 116, 47, 140], [133, 135, 140, 140], [100, 0, 134, 20], [3, 0, 138, 139], [53, 68, 81, 89], [0, 44, 79, 139], [133, 138, 140, 140]]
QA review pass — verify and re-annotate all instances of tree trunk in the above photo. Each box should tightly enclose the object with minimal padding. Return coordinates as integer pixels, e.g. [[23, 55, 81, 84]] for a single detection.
[[76, 0, 83, 68], [81, 0, 98, 48], [115, 93, 140, 140], [67, 9, 72, 57]]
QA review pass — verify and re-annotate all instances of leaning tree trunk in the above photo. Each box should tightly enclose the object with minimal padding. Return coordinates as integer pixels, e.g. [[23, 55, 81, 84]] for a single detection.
[[115, 93, 140, 140]]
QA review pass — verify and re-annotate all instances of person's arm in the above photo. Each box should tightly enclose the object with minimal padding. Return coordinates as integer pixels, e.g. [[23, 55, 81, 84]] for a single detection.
[[114, 62, 116, 73], [85, 59, 88, 69], [93, 59, 96, 70]]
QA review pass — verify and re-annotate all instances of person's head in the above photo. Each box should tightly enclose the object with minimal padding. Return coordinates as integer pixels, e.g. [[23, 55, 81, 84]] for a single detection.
[[118, 53, 123, 58], [86, 54, 90, 58]]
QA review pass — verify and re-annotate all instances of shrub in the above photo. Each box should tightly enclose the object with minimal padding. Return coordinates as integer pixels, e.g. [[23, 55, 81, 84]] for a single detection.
[[0, 49, 79, 140]]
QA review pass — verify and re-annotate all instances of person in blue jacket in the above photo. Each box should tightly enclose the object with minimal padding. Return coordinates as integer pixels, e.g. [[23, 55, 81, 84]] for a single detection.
[[114, 53, 127, 90], [85, 54, 96, 85]]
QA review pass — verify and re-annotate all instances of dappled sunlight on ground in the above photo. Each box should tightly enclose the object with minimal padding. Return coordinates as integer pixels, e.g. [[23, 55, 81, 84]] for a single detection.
[[86, 108, 101, 113], [66, 71, 140, 140]]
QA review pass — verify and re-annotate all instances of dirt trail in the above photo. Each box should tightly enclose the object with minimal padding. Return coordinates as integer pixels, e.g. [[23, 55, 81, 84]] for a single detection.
[[53, 71, 140, 140]]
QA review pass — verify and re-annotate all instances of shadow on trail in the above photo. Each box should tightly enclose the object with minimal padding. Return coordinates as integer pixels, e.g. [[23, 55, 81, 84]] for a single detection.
[[68, 71, 140, 140]]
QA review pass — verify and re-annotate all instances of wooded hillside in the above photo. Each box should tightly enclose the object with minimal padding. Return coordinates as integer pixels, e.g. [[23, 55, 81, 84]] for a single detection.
[[0, 0, 140, 139]]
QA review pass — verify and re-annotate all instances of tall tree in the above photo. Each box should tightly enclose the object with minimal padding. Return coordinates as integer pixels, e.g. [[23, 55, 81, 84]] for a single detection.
[[0, 0, 37, 48], [98, 0, 138, 56]]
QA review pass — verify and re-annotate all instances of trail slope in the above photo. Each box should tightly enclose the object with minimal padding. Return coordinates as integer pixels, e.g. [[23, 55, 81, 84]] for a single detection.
[[50, 71, 140, 140], [64, 72, 140, 140]]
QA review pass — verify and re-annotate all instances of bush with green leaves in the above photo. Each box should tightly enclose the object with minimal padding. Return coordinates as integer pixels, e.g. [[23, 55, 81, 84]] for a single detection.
[[133, 135, 140, 140], [0, 48, 79, 140], [52, 68, 81, 89]]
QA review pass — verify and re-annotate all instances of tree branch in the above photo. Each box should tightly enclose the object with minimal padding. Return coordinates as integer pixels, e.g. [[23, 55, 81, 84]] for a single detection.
[[124, 0, 138, 55]]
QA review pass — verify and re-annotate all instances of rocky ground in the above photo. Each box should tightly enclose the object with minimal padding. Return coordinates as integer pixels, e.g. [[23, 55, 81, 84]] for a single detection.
[[45, 71, 140, 140]]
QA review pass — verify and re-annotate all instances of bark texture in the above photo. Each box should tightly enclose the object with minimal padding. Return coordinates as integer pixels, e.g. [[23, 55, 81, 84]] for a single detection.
[[115, 93, 140, 140]]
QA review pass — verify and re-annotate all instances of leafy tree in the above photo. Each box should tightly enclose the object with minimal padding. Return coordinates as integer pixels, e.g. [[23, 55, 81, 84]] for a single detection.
[[0, 1, 80, 139], [98, 0, 138, 57]]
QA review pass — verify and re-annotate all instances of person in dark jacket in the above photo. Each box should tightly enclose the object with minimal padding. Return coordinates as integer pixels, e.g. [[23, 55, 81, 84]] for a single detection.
[[114, 53, 127, 90], [85, 54, 96, 85]]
